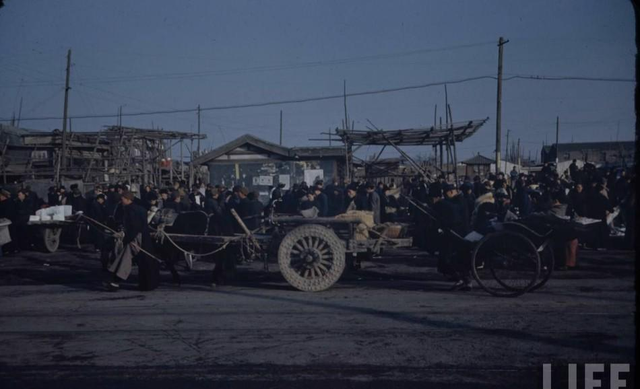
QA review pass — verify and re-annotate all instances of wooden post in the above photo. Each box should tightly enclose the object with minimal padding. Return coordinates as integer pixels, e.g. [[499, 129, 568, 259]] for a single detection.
[[197, 105, 201, 157], [279, 110, 283, 145], [495, 37, 508, 173], [1, 139, 8, 184], [169, 139, 173, 183], [180, 139, 184, 181], [58, 49, 71, 185], [433, 104, 437, 127], [343, 79, 349, 131], [83, 130, 103, 182], [555, 116, 560, 170]]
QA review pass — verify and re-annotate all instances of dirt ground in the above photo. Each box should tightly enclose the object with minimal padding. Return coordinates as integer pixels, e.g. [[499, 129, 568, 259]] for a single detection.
[[0, 243, 635, 388]]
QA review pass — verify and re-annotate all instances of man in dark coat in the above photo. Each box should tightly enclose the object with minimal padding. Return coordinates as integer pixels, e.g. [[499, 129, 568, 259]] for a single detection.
[[568, 160, 579, 182], [105, 191, 158, 291], [163, 192, 187, 214], [312, 184, 329, 217], [69, 185, 87, 214], [434, 184, 471, 289], [365, 182, 381, 225], [90, 194, 108, 254], [567, 183, 587, 217], [13, 190, 34, 250], [47, 186, 59, 206]]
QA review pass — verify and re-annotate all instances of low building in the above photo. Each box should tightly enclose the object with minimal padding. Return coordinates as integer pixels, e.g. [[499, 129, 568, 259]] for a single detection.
[[541, 141, 635, 167], [193, 134, 346, 202], [461, 154, 522, 178]]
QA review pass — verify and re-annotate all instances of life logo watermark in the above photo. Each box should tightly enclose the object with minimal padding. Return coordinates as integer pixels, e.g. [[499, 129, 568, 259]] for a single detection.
[[542, 363, 631, 389]]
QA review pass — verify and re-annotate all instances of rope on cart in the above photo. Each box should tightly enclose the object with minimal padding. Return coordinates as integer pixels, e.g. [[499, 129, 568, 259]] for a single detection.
[[79, 213, 235, 260], [78, 214, 165, 264], [155, 224, 234, 258]]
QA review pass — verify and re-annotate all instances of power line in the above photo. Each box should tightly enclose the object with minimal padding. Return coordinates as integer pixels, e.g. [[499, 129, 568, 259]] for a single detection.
[[1, 74, 635, 122], [1, 75, 495, 121], [503, 75, 634, 83], [0, 41, 495, 88]]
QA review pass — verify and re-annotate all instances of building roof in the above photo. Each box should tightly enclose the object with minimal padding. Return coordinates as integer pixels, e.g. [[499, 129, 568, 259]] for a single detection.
[[462, 154, 495, 165], [543, 141, 635, 154], [193, 134, 345, 165], [335, 118, 489, 146]]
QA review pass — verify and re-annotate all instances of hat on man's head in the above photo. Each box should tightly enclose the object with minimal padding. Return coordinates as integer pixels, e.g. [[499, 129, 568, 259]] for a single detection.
[[0, 189, 10, 198], [442, 183, 455, 193], [121, 191, 135, 201], [239, 187, 249, 196]]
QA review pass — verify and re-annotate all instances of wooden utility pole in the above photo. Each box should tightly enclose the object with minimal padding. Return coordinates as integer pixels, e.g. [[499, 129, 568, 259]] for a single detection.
[[16, 97, 23, 128], [505, 129, 510, 164], [168, 140, 173, 184], [58, 49, 72, 185], [517, 138, 521, 167], [180, 139, 184, 181], [197, 105, 201, 157], [555, 116, 560, 169], [495, 37, 508, 173], [433, 104, 437, 128], [444, 84, 449, 128], [279, 110, 283, 145], [343, 79, 349, 131]]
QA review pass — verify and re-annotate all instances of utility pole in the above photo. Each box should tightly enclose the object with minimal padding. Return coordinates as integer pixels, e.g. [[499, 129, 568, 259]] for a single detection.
[[16, 97, 23, 128], [279, 110, 283, 145], [505, 129, 510, 164], [517, 138, 521, 167], [58, 49, 72, 185], [495, 37, 508, 173], [343, 79, 349, 131], [555, 116, 560, 169], [197, 105, 201, 157], [444, 84, 449, 128]]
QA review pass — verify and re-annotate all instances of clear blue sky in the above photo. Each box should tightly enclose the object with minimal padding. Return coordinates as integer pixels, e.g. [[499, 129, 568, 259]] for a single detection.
[[0, 0, 635, 161]]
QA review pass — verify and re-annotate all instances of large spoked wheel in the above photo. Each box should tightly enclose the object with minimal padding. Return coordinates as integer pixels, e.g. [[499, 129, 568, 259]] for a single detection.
[[278, 224, 346, 292], [43, 228, 62, 253], [530, 241, 554, 292], [471, 231, 540, 297]]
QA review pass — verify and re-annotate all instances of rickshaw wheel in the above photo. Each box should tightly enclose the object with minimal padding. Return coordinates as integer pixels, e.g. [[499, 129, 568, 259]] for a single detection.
[[530, 242, 554, 292], [278, 224, 346, 292], [471, 231, 540, 297]]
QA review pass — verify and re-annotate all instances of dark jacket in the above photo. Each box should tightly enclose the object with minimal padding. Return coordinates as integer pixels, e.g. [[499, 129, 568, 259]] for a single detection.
[[90, 200, 107, 223], [367, 190, 381, 225], [122, 203, 152, 250], [69, 194, 87, 214], [587, 192, 613, 222], [14, 198, 33, 225], [435, 194, 469, 236], [242, 199, 263, 230], [0, 198, 15, 221], [314, 192, 329, 217], [567, 189, 587, 217]]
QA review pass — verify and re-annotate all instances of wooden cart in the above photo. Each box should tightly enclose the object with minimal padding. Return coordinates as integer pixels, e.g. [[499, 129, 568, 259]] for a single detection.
[[27, 219, 84, 253], [159, 214, 412, 292]]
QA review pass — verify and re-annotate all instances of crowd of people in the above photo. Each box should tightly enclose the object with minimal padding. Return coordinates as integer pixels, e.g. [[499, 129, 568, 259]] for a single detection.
[[408, 160, 635, 290], [0, 159, 634, 292]]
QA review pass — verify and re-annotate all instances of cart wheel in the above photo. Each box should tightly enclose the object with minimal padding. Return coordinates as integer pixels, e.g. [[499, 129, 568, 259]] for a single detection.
[[471, 231, 540, 297], [530, 242, 554, 292], [44, 228, 62, 253], [278, 224, 346, 292]]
